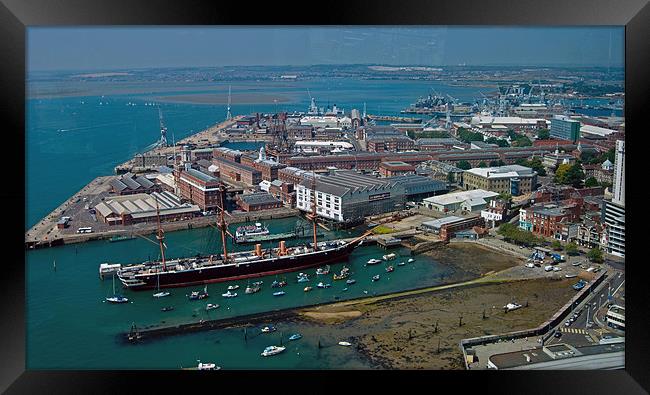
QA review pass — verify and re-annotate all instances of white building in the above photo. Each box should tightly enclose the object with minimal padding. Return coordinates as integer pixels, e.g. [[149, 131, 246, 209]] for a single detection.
[[613, 140, 625, 206], [300, 115, 352, 129], [602, 139, 625, 258], [422, 189, 499, 213]]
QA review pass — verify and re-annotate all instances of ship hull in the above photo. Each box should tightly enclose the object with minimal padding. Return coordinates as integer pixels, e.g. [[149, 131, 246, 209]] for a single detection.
[[119, 240, 361, 291]]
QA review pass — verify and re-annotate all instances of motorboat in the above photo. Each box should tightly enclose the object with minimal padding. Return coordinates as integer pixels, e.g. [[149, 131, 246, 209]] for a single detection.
[[273, 291, 286, 297], [288, 334, 302, 341], [397, 262, 405, 266], [338, 341, 352, 347], [385, 266, 394, 273], [372, 275, 380, 282], [407, 258, 415, 263], [153, 291, 171, 298], [367, 259, 382, 265], [161, 306, 174, 312], [317, 282, 331, 289], [197, 361, 220, 370], [316, 265, 331, 275], [261, 345, 286, 357], [297, 273, 310, 283], [227, 285, 240, 290], [222, 291, 238, 298], [206, 303, 220, 311], [304, 286, 313, 292], [382, 253, 396, 261], [261, 325, 277, 333], [346, 279, 356, 285], [245, 284, 261, 294], [504, 302, 523, 311]]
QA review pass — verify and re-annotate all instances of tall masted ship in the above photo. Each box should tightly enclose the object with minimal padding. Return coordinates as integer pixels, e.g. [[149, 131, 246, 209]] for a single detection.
[[113, 182, 369, 291]]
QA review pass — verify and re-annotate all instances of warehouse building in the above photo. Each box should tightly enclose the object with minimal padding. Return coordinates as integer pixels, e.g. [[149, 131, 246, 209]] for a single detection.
[[110, 172, 161, 196], [177, 168, 222, 211], [236, 192, 283, 212], [296, 171, 445, 222], [422, 189, 499, 213], [95, 191, 200, 225]]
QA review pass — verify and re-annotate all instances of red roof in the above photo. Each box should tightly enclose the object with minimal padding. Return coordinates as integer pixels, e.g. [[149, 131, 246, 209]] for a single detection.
[[533, 139, 572, 147]]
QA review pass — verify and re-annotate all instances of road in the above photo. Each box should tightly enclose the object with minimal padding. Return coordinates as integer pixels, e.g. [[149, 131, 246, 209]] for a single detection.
[[545, 270, 625, 347]]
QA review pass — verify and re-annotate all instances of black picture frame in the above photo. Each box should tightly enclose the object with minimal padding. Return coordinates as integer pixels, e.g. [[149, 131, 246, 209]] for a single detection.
[[3, 0, 648, 393]]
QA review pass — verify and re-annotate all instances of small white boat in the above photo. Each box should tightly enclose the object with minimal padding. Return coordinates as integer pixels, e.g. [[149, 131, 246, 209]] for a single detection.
[[372, 275, 380, 282], [407, 258, 415, 263], [338, 341, 352, 347], [261, 345, 286, 357], [316, 265, 330, 275], [504, 302, 523, 311], [261, 325, 277, 333], [273, 291, 286, 297], [222, 291, 238, 298], [206, 303, 220, 311], [397, 262, 405, 266], [304, 286, 313, 292], [288, 333, 302, 341], [317, 282, 331, 289], [366, 259, 382, 265], [382, 253, 396, 261], [565, 274, 578, 278], [227, 285, 240, 291], [197, 361, 220, 370]]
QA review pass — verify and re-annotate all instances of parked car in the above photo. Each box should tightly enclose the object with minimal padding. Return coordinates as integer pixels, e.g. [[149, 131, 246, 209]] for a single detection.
[[554, 331, 563, 338]]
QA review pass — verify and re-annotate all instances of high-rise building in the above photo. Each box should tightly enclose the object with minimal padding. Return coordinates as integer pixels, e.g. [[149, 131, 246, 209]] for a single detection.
[[602, 200, 625, 258], [613, 140, 625, 206], [550, 115, 581, 142]]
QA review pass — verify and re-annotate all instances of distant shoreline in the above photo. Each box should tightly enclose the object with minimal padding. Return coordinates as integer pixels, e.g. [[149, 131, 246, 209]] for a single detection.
[[154, 93, 295, 105]]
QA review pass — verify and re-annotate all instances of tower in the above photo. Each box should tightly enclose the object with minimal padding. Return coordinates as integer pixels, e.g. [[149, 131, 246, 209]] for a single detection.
[[226, 85, 232, 121]]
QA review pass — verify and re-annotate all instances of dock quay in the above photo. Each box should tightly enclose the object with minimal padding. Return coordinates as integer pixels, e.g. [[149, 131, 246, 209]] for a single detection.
[[26, 206, 300, 250]]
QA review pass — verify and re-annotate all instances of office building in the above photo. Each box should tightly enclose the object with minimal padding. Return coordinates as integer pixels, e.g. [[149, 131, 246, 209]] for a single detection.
[[463, 165, 537, 196], [550, 115, 581, 142]]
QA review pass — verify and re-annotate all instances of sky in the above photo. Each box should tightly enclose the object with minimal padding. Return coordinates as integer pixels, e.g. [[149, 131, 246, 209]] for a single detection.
[[27, 26, 624, 72]]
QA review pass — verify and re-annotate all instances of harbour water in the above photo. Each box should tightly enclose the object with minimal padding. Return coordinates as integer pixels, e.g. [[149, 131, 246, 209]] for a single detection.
[[26, 217, 456, 369]]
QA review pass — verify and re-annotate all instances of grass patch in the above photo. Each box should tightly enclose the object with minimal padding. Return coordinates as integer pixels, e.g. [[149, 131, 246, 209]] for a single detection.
[[372, 225, 395, 235]]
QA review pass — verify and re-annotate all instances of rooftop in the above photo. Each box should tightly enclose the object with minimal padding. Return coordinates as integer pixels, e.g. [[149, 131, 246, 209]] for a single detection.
[[239, 192, 281, 206], [466, 165, 536, 179], [183, 168, 219, 184], [424, 189, 499, 206]]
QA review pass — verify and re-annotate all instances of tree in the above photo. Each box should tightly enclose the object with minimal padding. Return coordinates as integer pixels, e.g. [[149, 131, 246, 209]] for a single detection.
[[555, 163, 585, 187], [565, 242, 579, 256], [606, 148, 615, 163], [487, 137, 509, 147], [478, 161, 487, 168], [551, 240, 562, 251], [584, 177, 599, 187], [457, 160, 472, 170], [587, 247, 604, 263], [458, 128, 484, 143], [512, 136, 532, 147], [537, 129, 550, 140], [498, 192, 512, 203], [447, 172, 455, 184]]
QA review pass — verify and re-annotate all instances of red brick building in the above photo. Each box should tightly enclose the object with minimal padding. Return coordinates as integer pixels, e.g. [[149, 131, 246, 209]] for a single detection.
[[177, 168, 222, 211], [213, 157, 262, 186], [366, 136, 415, 152], [236, 192, 283, 212], [268, 180, 296, 207], [378, 161, 416, 177]]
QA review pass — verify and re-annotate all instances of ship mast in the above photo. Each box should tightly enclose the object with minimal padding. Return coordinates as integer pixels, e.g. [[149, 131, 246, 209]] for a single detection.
[[218, 183, 229, 261], [154, 196, 166, 271], [307, 171, 318, 251]]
